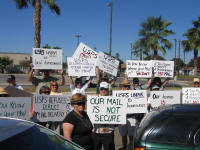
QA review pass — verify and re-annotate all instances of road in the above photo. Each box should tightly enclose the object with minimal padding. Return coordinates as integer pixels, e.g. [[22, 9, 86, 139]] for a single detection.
[[0, 74, 190, 88]]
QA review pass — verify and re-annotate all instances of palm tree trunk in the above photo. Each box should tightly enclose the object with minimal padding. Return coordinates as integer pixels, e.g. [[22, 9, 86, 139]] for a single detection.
[[140, 49, 143, 60], [153, 50, 158, 60], [34, 0, 41, 48], [194, 49, 198, 76]]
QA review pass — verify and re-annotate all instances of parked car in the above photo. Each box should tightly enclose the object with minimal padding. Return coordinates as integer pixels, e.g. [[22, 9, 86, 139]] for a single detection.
[[0, 117, 84, 150], [134, 104, 200, 150]]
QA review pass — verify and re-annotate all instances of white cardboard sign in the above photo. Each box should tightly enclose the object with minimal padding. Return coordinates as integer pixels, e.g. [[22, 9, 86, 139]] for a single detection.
[[67, 57, 96, 76], [32, 48, 63, 70], [97, 52, 119, 76], [113, 90, 147, 114], [126, 60, 152, 78], [0, 97, 31, 120], [73, 42, 98, 60], [152, 60, 174, 78], [87, 96, 126, 124], [182, 88, 200, 104], [149, 90, 181, 108], [33, 95, 69, 122]]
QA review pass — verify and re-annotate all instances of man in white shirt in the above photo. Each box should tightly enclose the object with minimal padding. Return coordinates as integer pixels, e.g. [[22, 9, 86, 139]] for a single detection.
[[7, 75, 23, 90]]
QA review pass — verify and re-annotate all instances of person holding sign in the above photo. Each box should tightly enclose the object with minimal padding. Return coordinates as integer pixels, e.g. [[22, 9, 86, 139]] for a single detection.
[[27, 63, 65, 94], [150, 77, 169, 91], [118, 78, 135, 150], [131, 77, 152, 90], [92, 81, 115, 150], [193, 78, 200, 88], [62, 93, 93, 150], [69, 76, 91, 95]]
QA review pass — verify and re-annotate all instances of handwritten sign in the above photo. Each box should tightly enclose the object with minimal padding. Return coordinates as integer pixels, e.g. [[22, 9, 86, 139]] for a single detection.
[[0, 97, 31, 120], [73, 42, 98, 60], [97, 52, 119, 76], [87, 96, 126, 124], [152, 60, 174, 78], [32, 48, 63, 70], [113, 90, 147, 114], [149, 90, 181, 108], [33, 95, 69, 122], [126, 60, 152, 78], [67, 57, 96, 76], [182, 88, 200, 104]]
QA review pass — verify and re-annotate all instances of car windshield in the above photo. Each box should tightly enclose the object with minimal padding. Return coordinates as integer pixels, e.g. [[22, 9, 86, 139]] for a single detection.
[[0, 124, 83, 150], [136, 111, 160, 138]]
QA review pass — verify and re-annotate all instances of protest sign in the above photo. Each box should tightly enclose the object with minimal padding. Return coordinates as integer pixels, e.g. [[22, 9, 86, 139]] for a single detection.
[[126, 60, 152, 78], [32, 48, 63, 70], [67, 57, 96, 76], [149, 90, 181, 108], [152, 60, 174, 78], [97, 52, 119, 76], [87, 96, 126, 124], [33, 95, 69, 122], [0, 97, 31, 120], [73, 42, 98, 60], [182, 88, 200, 104], [113, 90, 147, 114]]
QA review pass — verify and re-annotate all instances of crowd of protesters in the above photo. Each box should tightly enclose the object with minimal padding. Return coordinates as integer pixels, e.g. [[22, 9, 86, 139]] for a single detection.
[[1, 64, 200, 150]]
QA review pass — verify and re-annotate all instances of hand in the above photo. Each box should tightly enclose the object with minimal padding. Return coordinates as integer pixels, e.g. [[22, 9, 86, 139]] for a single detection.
[[59, 69, 64, 75], [30, 63, 34, 69]]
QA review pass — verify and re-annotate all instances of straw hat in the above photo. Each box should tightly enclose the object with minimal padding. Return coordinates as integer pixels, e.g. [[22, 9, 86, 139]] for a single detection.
[[193, 78, 200, 83], [0, 87, 8, 95], [71, 93, 86, 104], [120, 78, 131, 87]]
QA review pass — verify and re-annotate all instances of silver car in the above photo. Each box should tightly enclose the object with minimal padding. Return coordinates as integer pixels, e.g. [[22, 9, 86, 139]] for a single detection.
[[0, 117, 84, 150]]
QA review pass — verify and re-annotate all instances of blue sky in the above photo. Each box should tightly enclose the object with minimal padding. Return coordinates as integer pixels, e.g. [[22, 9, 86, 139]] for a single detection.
[[0, 0, 200, 63]]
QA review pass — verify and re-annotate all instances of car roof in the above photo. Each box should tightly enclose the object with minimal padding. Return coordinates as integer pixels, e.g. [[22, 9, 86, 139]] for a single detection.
[[0, 117, 35, 142], [152, 104, 200, 114]]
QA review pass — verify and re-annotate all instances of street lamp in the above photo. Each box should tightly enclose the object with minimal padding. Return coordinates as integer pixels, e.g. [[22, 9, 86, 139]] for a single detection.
[[75, 34, 82, 47], [108, 2, 112, 56]]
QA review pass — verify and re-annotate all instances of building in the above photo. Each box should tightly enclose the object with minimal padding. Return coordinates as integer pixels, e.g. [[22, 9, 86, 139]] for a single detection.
[[0, 52, 31, 73]]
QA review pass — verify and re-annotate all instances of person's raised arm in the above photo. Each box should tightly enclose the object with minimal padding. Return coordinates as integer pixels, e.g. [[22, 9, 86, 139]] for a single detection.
[[69, 76, 74, 86], [27, 63, 34, 81], [63, 123, 74, 141], [96, 67, 100, 84], [59, 69, 65, 86], [146, 73, 154, 89], [162, 78, 170, 87]]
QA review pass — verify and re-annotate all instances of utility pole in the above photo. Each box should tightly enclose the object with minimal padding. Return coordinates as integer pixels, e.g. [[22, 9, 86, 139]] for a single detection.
[[174, 39, 177, 70], [130, 43, 132, 60], [108, 2, 112, 56], [75, 34, 81, 47], [178, 40, 181, 60]]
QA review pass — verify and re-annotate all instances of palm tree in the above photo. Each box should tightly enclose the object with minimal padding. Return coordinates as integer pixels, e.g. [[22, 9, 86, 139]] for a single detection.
[[14, 0, 60, 48], [139, 16, 174, 60], [182, 16, 200, 76], [132, 38, 149, 60]]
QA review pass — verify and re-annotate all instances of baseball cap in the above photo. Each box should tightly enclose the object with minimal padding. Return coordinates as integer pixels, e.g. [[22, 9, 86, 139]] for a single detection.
[[39, 86, 50, 94], [152, 85, 160, 90], [7, 75, 15, 81], [193, 78, 200, 83], [100, 82, 109, 89]]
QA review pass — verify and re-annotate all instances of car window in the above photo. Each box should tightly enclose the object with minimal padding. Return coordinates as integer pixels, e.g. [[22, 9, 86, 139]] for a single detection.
[[194, 128, 200, 146], [0, 125, 83, 150], [147, 115, 199, 144]]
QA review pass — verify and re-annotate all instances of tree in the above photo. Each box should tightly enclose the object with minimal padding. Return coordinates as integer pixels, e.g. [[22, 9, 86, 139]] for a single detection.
[[42, 43, 51, 49], [0, 57, 13, 73], [132, 39, 149, 60], [19, 60, 31, 73], [171, 58, 185, 75], [139, 16, 174, 60], [182, 16, 200, 76], [14, 0, 60, 48], [187, 57, 200, 69], [144, 55, 165, 60]]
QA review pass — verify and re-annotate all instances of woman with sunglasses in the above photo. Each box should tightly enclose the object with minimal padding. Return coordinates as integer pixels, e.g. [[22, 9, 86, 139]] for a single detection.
[[50, 80, 63, 95], [62, 93, 93, 150], [69, 76, 92, 95]]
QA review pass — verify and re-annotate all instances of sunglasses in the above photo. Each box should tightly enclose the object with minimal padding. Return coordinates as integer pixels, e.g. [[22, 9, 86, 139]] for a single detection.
[[123, 85, 130, 88], [52, 84, 58, 87], [75, 102, 86, 106]]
